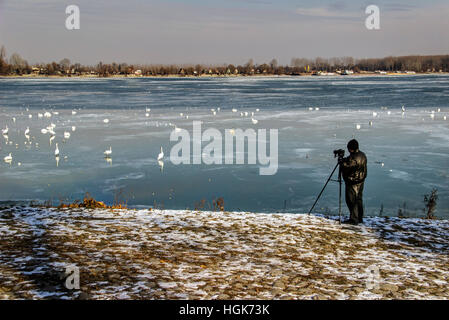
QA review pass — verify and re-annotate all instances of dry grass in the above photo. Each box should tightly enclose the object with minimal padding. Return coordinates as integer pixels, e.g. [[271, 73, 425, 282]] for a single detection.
[[57, 192, 130, 210]]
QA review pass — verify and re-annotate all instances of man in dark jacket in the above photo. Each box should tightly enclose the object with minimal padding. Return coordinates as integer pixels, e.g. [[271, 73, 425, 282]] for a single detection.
[[340, 139, 367, 224]]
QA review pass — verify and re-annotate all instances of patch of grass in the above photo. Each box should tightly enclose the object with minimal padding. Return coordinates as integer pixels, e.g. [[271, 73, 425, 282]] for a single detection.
[[424, 188, 438, 219], [57, 192, 128, 210], [213, 197, 225, 212], [194, 197, 225, 212]]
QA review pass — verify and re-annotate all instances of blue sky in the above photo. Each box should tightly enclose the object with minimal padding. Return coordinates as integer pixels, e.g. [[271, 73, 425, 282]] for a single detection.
[[0, 0, 448, 65]]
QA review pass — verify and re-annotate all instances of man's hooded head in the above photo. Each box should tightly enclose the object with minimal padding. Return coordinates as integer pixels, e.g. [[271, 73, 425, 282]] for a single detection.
[[347, 139, 359, 153]]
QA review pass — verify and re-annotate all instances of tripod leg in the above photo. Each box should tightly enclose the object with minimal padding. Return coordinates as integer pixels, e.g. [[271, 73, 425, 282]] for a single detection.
[[308, 162, 339, 215], [338, 166, 342, 224]]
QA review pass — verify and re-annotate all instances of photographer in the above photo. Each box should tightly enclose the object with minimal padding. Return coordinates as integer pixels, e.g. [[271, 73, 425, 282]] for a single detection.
[[339, 139, 367, 225]]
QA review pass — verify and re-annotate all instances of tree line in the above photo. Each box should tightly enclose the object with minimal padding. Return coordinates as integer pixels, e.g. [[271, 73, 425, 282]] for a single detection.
[[1, 45, 448, 77]]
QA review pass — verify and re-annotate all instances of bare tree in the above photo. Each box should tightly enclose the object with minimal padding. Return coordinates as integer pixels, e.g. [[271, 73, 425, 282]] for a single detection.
[[9, 52, 28, 74], [10, 53, 27, 68], [0, 45, 6, 62], [0, 45, 7, 74], [59, 58, 71, 70]]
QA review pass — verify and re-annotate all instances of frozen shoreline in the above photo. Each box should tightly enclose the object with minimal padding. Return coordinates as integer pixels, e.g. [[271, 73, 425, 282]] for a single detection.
[[0, 206, 448, 300]]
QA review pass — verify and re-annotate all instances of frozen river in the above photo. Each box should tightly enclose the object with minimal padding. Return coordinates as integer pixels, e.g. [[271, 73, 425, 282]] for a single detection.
[[0, 75, 448, 217]]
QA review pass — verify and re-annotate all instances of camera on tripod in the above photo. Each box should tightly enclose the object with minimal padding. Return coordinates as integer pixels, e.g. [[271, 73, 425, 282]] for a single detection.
[[333, 149, 345, 159], [309, 148, 346, 222]]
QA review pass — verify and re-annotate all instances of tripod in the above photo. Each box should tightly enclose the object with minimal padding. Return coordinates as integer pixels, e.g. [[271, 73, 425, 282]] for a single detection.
[[308, 156, 343, 223]]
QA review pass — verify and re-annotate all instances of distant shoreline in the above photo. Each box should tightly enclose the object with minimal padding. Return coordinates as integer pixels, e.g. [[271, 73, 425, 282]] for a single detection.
[[1, 72, 448, 80]]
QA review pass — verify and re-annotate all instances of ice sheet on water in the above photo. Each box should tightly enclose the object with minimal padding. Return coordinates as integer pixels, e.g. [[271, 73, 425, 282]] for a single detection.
[[1, 76, 449, 216]]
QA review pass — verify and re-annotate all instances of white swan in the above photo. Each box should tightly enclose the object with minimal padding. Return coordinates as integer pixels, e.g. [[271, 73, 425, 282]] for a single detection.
[[157, 146, 164, 161], [41, 128, 48, 134], [38, 113, 43, 118], [24, 127, 30, 136], [4, 153, 12, 162], [251, 118, 258, 125], [72, 110, 77, 115], [356, 124, 361, 130], [44, 111, 52, 118], [64, 131, 71, 139], [54, 143, 60, 157], [103, 119, 110, 124], [104, 146, 112, 157], [401, 106, 406, 112], [232, 108, 237, 113], [2, 126, 8, 135]]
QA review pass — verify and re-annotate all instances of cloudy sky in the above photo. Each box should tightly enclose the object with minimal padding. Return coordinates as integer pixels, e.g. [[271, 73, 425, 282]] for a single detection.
[[0, 0, 448, 65]]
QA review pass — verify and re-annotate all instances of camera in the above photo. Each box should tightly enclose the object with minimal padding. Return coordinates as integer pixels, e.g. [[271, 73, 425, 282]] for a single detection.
[[333, 149, 345, 159]]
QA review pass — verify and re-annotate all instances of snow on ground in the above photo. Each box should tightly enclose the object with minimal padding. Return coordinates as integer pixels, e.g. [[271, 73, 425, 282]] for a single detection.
[[0, 206, 448, 300]]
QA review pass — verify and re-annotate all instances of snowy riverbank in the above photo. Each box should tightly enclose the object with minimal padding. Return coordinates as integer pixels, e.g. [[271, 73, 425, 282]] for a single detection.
[[0, 206, 448, 299]]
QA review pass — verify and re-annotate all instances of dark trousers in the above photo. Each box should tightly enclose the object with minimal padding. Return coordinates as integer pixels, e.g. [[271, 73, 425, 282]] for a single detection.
[[345, 182, 364, 223]]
